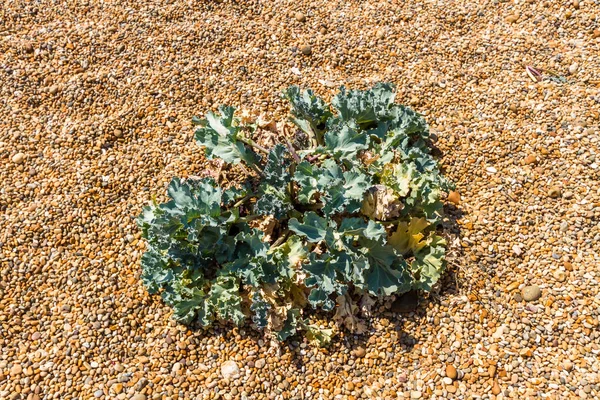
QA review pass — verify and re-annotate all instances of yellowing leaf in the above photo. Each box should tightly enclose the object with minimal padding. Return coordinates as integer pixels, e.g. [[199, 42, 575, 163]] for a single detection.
[[388, 217, 429, 255]]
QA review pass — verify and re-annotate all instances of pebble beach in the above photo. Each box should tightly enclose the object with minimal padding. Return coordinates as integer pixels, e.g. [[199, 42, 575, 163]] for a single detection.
[[1, 0, 600, 399]]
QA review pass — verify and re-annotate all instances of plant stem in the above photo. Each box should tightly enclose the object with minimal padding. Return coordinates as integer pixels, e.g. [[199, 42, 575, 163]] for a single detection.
[[284, 137, 301, 163], [233, 194, 252, 208], [237, 215, 261, 223], [271, 229, 290, 248], [238, 136, 269, 155], [247, 162, 265, 178]]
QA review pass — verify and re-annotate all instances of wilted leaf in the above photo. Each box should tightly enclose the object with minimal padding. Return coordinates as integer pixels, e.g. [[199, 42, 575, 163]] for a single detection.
[[361, 185, 403, 221]]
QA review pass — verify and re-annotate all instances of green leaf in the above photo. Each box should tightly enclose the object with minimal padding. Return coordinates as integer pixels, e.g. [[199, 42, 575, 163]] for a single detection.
[[284, 86, 332, 138], [293, 161, 320, 203], [288, 212, 328, 243], [411, 235, 446, 291], [250, 291, 271, 329], [276, 308, 301, 341], [255, 144, 293, 218], [360, 239, 412, 297], [194, 106, 259, 165], [304, 254, 347, 311], [331, 83, 396, 128], [324, 124, 368, 159], [209, 276, 245, 325]]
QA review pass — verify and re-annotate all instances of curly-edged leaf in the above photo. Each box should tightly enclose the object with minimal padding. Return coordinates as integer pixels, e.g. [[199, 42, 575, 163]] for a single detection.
[[172, 292, 211, 325], [222, 183, 251, 207], [250, 291, 271, 329], [224, 230, 276, 286], [337, 218, 386, 243], [288, 211, 331, 243], [168, 177, 222, 218], [387, 104, 429, 137], [284, 86, 332, 136], [381, 162, 416, 198], [359, 239, 411, 297], [324, 124, 368, 159], [331, 83, 396, 128], [255, 185, 294, 219], [140, 246, 172, 294], [209, 276, 245, 325], [293, 161, 320, 203], [194, 106, 259, 165], [411, 235, 446, 291], [255, 144, 294, 218], [303, 253, 350, 311], [361, 185, 403, 221], [276, 308, 301, 341], [388, 217, 429, 256], [305, 323, 335, 347]]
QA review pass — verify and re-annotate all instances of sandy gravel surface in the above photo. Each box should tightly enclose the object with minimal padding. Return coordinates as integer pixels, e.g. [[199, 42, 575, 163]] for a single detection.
[[2, 0, 600, 399]]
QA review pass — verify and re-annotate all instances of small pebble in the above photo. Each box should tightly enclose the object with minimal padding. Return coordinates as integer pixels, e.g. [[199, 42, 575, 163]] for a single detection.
[[569, 63, 579, 75], [548, 186, 562, 198], [300, 45, 312, 55], [221, 360, 240, 379], [522, 285, 542, 302], [295, 11, 306, 22], [11, 153, 25, 164], [447, 191, 460, 205], [445, 364, 458, 380], [506, 14, 519, 23]]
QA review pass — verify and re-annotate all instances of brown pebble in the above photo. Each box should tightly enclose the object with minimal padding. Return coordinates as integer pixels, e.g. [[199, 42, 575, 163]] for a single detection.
[[593, 29, 600, 39], [564, 261, 573, 271], [524, 155, 537, 165], [445, 364, 458, 380], [506, 14, 519, 23], [447, 191, 460, 205], [319, 26, 327, 35], [492, 381, 501, 395], [295, 11, 306, 22], [353, 346, 366, 358], [300, 45, 312, 56], [114, 129, 123, 138], [24, 43, 34, 53], [49, 85, 59, 95], [548, 186, 561, 198]]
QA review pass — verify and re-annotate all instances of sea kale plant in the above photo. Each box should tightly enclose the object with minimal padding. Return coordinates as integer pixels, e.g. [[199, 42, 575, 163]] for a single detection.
[[137, 83, 453, 344]]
